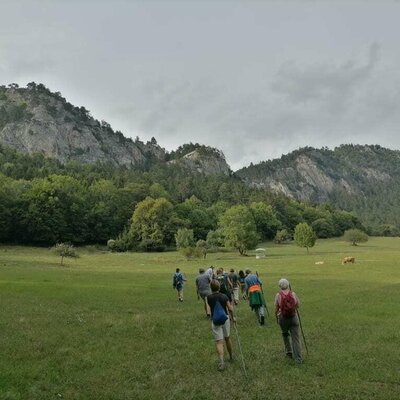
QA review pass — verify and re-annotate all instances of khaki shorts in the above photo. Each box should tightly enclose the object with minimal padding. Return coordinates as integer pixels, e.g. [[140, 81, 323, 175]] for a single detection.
[[211, 318, 231, 341]]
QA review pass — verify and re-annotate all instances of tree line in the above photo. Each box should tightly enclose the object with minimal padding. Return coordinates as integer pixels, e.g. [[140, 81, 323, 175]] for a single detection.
[[0, 144, 366, 249]]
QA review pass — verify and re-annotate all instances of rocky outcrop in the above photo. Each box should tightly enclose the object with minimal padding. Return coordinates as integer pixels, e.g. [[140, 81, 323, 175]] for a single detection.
[[168, 148, 231, 175], [0, 84, 165, 166], [236, 145, 398, 203]]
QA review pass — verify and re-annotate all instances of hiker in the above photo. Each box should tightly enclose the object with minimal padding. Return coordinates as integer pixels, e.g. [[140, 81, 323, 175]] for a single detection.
[[206, 279, 235, 371], [216, 267, 233, 303], [228, 268, 240, 305], [238, 270, 247, 299], [172, 268, 186, 302], [244, 269, 266, 325], [206, 265, 215, 280], [195, 268, 212, 317], [274, 278, 302, 364]]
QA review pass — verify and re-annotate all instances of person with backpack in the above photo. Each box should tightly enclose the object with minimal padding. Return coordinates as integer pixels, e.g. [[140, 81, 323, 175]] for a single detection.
[[195, 268, 212, 317], [206, 265, 215, 280], [206, 279, 235, 371], [228, 268, 240, 305], [216, 267, 233, 303], [274, 278, 302, 364], [244, 268, 266, 325], [238, 270, 247, 299], [172, 268, 186, 302]]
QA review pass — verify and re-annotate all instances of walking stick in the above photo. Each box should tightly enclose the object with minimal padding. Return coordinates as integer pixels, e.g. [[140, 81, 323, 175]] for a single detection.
[[232, 305, 248, 377], [233, 320, 248, 378], [256, 271, 270, 317], [289, 283, 309, 355]]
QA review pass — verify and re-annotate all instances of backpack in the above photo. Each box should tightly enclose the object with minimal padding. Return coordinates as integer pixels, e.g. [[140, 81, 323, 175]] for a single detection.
[[217, 274, 229, 294], [212, 300, 228, 326], [173, 273, 183, 288], [280, 291, 297, 317]]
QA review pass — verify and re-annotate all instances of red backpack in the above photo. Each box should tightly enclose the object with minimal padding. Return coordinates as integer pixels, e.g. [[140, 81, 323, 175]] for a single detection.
[[280, 291, 297, 317]]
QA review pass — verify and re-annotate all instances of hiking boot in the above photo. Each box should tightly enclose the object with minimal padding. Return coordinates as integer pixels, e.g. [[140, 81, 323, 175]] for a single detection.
[[260, 315, 265, 325], [228, 354, 235, 363], [217, 361, 225, 371]]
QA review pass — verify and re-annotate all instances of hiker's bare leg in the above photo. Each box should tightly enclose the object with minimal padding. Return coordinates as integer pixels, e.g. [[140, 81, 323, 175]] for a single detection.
[[203, 299, 208, 315], [216, 339, 224, 362], [225, 336, 233, 359]]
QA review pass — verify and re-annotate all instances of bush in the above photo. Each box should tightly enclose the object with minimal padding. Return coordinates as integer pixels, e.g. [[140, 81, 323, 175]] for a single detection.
[[196, 239, 208, 259], [107, 239, 117, 252], [343, 229, 368, 246], [275, 229, 290, 244], [53, 243, 78, 265], [180, 246, 203, 260]]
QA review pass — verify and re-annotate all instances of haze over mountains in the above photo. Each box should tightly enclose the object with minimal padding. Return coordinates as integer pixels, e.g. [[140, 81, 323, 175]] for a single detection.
[[1, 82, 399, 229]]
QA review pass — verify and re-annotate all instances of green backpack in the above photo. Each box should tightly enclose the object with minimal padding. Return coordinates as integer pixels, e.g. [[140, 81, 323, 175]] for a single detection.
[[217, 274, 228, 294]]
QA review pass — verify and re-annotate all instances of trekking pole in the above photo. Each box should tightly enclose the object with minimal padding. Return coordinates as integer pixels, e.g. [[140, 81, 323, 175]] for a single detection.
[[232, 316, 248, 378], [289, 283, 309, 355], [256, 271, 270, 317]]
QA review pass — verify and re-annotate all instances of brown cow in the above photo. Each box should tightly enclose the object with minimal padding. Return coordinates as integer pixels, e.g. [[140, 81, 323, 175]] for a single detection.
[[342, 256, 355, 265]]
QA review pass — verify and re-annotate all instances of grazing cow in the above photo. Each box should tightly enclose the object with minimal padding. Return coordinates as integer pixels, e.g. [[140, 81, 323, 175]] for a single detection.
[[342, 256, 355, 265]]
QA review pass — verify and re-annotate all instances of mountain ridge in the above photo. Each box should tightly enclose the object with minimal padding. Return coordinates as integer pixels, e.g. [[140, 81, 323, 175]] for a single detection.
[[236, 144, 400, 228], [0, 82, 231, 175]]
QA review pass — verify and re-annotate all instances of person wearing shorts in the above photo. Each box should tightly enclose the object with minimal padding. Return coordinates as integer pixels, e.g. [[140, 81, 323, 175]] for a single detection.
[[195, 268, 212, 317], [206, 279, 235, 371], [228, 268, 240, 305]]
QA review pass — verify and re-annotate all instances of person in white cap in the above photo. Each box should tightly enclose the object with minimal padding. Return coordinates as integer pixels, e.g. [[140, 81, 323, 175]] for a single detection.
[[274, 278, 302, 363]]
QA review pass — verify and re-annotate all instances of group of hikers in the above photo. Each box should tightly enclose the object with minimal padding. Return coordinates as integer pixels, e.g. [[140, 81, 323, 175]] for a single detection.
[[172, 266, 303, 372]]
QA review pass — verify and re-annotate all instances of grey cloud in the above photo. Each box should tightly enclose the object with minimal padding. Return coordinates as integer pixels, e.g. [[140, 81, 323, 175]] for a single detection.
[[105, 43, 400, 170], [271, 43, 381, 107]]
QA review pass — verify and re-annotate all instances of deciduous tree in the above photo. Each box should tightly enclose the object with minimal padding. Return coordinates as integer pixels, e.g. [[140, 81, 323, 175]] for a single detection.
[[219, 205, 258, 255], [294, 223, 316, 253]]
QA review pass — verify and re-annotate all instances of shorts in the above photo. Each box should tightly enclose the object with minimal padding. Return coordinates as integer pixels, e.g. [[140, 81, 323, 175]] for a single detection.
[[199, 290, 211, 300], [175, 284, 183, 292], [211, 318, 231, 341]]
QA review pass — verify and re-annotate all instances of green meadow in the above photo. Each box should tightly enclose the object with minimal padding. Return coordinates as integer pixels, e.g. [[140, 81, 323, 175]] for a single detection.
[[0, 238, 399, 400]]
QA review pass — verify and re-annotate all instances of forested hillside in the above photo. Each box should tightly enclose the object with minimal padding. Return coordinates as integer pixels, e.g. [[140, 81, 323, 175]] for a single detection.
[[237, 145, 400, 233], [0, 143, 363, 248]]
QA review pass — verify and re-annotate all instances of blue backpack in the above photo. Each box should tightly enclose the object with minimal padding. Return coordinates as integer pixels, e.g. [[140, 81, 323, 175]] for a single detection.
[[212, 300, 228, 326], [173, 273, 183, 288]]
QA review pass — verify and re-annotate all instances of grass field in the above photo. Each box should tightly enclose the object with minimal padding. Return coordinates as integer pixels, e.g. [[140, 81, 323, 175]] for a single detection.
[[0, 238, 399, 400]]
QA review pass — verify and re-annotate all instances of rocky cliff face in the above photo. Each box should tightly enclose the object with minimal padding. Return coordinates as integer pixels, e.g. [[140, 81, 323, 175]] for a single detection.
[[236, 145, 399, 203], [168, 148, 231, 175], [0, 83, 165, 166]]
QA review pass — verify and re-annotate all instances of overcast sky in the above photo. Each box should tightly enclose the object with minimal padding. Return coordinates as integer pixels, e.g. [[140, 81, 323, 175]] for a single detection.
[[2, 0, 400, 170]]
